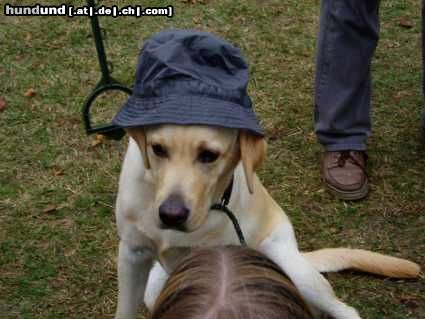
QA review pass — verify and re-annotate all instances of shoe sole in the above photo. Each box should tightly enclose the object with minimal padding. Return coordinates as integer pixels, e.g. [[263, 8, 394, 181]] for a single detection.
[[325, 179, 369, 201]]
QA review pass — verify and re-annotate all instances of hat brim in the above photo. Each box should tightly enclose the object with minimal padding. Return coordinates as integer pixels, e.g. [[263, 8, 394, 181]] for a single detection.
[[112, 95, 264, 136]]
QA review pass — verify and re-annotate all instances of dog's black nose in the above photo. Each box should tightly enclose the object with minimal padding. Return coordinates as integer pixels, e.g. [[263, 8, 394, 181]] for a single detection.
[[159, 195, 189, 228]]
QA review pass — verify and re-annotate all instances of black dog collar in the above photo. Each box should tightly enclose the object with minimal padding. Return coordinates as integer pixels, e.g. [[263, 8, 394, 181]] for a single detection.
[[210, 176, 246, 245]]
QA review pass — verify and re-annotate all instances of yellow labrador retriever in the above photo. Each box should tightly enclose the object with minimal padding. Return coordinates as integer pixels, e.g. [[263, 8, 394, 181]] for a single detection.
[[114, 125, 420, 319]]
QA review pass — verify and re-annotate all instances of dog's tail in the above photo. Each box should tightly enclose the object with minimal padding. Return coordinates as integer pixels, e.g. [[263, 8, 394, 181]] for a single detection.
[[302, 248, 420, 278]]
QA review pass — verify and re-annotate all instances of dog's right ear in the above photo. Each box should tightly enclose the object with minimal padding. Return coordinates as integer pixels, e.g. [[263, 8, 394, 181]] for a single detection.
[[126, 128, 151, 170]]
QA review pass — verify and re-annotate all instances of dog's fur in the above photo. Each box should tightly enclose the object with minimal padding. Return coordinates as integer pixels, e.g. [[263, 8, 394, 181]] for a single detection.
[[114, 125, 420, 319]]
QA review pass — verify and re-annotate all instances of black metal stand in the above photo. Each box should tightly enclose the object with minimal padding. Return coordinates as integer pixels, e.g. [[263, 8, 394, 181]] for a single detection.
[[82, 0, 131, 140]]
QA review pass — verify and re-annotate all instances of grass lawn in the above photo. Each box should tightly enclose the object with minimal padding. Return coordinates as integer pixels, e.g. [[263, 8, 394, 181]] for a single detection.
[[1, 0, 424, 318]]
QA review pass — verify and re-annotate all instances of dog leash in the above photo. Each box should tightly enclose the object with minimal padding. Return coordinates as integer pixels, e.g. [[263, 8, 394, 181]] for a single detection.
[[211, 177, 246, 246]]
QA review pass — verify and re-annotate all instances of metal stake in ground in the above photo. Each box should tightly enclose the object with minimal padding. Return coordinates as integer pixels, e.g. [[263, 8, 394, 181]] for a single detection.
[[82, 0, 132, 140]]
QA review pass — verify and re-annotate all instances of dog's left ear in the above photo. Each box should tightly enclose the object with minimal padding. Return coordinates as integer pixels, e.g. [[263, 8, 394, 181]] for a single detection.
[[239, 130, 267, 194], [126, 128, 151, 170]]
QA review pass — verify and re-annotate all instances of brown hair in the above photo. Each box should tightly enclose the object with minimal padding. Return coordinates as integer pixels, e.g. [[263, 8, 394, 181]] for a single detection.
[[150, 246, 313, 319]]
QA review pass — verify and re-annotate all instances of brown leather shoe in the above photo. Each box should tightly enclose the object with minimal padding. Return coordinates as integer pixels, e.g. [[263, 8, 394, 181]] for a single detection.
[[322, 151, 369, 200]]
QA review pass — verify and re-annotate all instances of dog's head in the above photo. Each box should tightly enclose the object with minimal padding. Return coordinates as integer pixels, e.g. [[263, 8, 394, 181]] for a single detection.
[[127, 125, 266, 232]]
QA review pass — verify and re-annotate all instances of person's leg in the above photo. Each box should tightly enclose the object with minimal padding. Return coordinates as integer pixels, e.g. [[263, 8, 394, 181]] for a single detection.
[[314, 0, 380, 200], [315, 0, 380, 150]]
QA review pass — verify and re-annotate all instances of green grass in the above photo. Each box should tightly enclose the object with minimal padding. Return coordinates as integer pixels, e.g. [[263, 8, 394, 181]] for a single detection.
[[1, 0, 424, 318]]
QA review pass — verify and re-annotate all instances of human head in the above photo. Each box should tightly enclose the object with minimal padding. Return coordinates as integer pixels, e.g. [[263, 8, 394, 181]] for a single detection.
[[150, 246, 313, 319]]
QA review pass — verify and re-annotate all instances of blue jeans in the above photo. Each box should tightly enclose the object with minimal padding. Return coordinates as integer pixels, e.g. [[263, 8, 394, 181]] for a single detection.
[[314, 0, 423, 150]]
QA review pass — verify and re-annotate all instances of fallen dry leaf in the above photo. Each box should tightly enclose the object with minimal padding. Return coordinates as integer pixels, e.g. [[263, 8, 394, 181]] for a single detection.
[[43, 204, 57, 213], [399, 17, 413, 29], [91, 134, 106, 147], [0, 97, 7, 112], [24, 88, 36, 97], [393, 90, 408, 102], [53, 167, 65, 176], [394, 92, 402, 102]]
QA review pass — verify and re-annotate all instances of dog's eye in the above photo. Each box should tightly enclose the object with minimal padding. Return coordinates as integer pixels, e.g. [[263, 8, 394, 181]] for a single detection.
[[152, 144, 168, 158], [198, 150, 219, 163]]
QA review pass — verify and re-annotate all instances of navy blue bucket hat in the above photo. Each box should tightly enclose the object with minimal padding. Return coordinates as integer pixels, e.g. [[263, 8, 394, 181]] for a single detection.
[[112, 29, 263, 136]]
